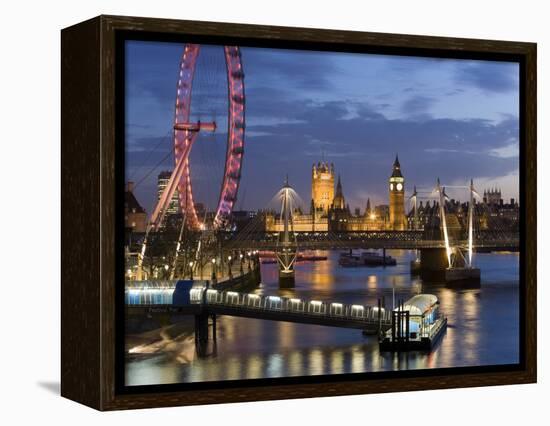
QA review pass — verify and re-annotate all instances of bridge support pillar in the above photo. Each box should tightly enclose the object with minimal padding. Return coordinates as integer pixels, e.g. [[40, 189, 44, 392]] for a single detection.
[[418, 248, 481, 285], [419, 248, 448, 271], [194, 312, 209, 343], [279, 269, 295, 288], [410, 258, 421, 275], [418, 248, 447, 280], [211, 313, 217, 341], [194, 311, 211, 357], [194, 311, 218, 356]]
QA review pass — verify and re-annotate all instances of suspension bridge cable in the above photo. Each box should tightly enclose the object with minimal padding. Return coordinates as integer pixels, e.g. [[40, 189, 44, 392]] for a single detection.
[[133, 148, 174, 191], [128, 129, 173, 181]]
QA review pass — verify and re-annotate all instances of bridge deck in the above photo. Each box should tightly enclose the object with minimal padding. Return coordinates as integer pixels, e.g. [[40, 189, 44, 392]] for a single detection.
[[125, 287, 393, 332], [224, 230, 519, 251], [190, 288, 392, 332]]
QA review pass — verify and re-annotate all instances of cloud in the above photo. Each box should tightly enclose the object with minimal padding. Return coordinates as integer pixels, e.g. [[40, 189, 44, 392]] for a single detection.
[[455, 62, 519, 93], [489, 139, 519, 158], [401, 95, 436, 117], [424, 148, 477, 155], [445, 88, 466, 96], [243, 47, 339, 91]]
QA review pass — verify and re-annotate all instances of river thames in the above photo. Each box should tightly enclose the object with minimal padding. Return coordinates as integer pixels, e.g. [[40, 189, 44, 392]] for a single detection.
[[125, 249, 520, 386]]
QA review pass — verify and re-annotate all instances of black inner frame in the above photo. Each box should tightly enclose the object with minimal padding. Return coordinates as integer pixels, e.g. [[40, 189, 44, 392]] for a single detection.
[[114, 29, 527, 395]]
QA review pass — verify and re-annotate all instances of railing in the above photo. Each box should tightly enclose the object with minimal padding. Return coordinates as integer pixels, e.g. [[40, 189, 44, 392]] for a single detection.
[[426, 315, 447, 339], [190, 288, 392, 324], [125, 280, 178, 305], [223, 230, 519, 249], [125, 288, 175, 305]]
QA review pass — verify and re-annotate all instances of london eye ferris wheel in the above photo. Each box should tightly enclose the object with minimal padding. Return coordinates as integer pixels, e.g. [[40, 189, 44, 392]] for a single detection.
[[172, 43, 245, 230]]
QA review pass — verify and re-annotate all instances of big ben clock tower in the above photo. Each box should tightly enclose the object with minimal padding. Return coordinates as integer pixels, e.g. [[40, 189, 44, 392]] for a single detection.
[[389, 155, 406, 230]]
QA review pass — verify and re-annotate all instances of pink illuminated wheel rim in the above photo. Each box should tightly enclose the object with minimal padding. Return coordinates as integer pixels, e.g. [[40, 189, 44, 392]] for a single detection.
[[174, 44, 245, 230]]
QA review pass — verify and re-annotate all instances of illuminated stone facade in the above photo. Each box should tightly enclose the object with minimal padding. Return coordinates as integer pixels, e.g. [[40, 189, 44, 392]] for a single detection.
[[483, 188, 502, 205], [328, 175, 388, 232], [264, 212, 328, 232], [311, 161, 335, 214], [265, 160, 394, 233]]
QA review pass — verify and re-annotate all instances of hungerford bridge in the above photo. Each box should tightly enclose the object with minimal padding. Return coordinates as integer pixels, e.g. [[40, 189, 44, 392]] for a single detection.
[[222, 178, 518, 284], [223, 229, 519, 251]]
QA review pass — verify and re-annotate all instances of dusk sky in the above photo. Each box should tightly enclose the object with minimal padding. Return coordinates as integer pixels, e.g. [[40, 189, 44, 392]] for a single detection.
[[125, 40, 520, 215]]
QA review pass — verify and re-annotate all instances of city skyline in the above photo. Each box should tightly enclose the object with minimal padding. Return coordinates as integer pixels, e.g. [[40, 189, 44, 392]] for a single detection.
[[125, 40, 520, 215]]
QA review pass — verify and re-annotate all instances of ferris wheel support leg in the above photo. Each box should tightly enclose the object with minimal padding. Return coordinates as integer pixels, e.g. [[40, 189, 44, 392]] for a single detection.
[[151, 136, 196, 227], [169, 213, 187, 280], [135, 136, 196, 281]]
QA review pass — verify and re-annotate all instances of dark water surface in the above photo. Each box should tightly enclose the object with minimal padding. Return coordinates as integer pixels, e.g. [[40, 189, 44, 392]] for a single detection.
[[126, 250, 519, 386]]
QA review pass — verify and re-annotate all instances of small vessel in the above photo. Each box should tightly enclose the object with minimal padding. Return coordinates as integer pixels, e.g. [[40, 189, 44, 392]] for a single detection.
[[338, 252, 363, 267], [338, 250, 396, 267], [299, 253, 328, 262], [261, 251, 327, 265], [379, 294, 447, 351], [361, 251, 396, 266]]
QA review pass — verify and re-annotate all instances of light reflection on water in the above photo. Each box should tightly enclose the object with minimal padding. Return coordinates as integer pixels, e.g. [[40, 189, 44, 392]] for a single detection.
[[126, 250, 519, 386]]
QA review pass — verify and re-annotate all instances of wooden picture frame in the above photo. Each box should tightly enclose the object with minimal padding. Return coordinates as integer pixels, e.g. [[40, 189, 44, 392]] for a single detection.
[[61, 15, 536, 410]]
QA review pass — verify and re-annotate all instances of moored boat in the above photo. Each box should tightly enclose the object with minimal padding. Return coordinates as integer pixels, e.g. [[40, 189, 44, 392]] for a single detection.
[[379, 294, 447, 351], [338, 250, 396, 267], [338, 252, 363, 267], [261, 251, 328, 264], [361, 251, 396, 266]]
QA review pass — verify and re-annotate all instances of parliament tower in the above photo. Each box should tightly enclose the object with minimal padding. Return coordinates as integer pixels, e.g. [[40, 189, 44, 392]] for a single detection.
[[389, 155, 406, 230], [312, 161, 335, 215]]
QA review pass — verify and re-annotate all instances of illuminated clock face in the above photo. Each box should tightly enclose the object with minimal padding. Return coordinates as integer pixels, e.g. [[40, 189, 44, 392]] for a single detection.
[[390, 183, 394, 191], [396, 183, 403, 191]]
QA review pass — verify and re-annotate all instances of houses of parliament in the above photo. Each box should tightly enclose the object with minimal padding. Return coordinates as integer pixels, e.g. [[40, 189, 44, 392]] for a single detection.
[[265, 156, 407, 232]]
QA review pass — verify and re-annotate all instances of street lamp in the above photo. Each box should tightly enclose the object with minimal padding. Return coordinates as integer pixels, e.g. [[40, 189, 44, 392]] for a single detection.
[[227, 255, 232, 277], [189, 261, 194, 280], [211, 258, 217, 282]]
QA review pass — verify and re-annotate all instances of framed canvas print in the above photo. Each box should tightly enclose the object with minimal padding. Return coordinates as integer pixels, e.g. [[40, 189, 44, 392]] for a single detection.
[[61, 15, 536, 410]]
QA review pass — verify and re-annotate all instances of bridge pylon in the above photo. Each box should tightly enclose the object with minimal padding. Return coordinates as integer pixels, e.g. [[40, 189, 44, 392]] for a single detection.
[[418, 178, 481, 285], [276, 176, 298, 288]]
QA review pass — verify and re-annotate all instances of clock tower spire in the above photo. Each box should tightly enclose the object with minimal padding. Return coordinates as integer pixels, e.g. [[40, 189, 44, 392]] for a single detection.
[[389, 154, 405, 230]]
